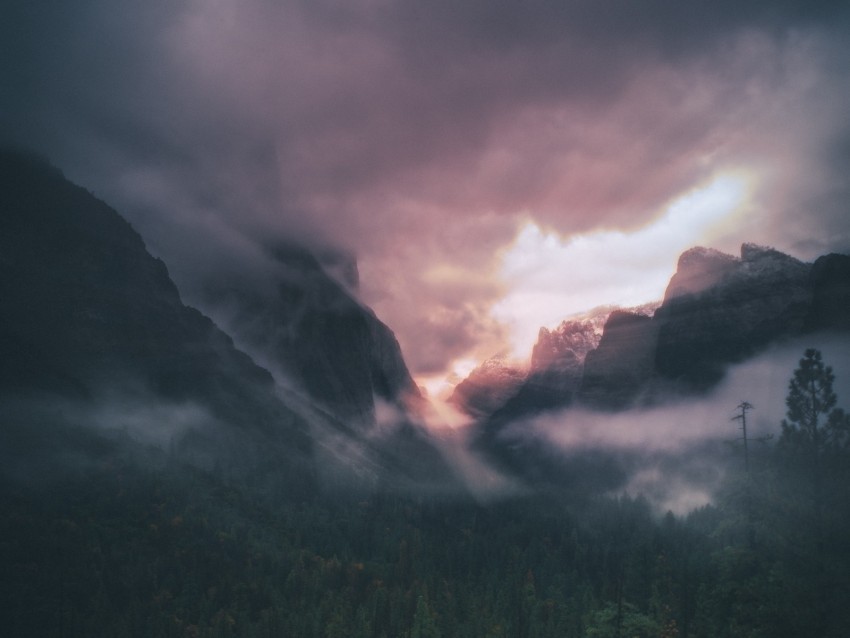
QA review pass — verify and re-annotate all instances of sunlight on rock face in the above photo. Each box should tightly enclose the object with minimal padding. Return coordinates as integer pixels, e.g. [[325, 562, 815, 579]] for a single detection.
[[492, 171, 754, 358]]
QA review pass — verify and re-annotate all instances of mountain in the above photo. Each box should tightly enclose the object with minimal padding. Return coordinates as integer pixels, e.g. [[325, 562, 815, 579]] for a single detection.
[[0, 149, 460, 496], [185, 235, 458, 493], [0, 150, 315, 481], [472, 243, 850, 478], [579, 310, 657, 409], [489, 319, 602, 420], [653, 244, 813, 391], [531, 313, 610, 372], [527, 243, 848, 410], [196, 242, 421, 428], [806, 252, 850, 332], [448, 355, 526, 418], [466, 304, 657, 429]]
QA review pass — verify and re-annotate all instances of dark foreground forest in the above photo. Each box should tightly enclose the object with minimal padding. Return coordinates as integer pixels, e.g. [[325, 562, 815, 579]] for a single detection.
[[2, 349, 849, 638]]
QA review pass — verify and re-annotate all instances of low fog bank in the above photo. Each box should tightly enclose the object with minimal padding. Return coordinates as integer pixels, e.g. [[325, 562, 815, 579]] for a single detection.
[[416, 396, 530, 502], [513, 333, 850, 453], [489, 334, 850, 513], [0, 383, 318, 501], [0, 392, 190, 487], [0, 376, 471, 502], [3, 334, 848, 512]]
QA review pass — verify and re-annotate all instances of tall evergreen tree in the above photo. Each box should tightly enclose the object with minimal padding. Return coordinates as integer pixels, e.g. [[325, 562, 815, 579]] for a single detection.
[[776, 348, 850, 636], [780, 349, 837, 455], [777, 348, 849, 517]]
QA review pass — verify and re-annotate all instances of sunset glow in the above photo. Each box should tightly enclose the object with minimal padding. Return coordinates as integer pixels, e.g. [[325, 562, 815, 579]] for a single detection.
[[3, 0, 849, 387], [4, 2, 850, 632], [491, 172, 753, 358]]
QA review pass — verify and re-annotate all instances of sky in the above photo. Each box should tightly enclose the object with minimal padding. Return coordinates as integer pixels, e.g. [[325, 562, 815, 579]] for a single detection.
[[3, 0, 850, 388]]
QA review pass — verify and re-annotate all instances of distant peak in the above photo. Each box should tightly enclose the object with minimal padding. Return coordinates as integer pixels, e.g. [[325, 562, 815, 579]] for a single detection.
[[531, 318, 602, 372], [666, 242, 810, 302], [677, 246, 738, 268], [604, 309, 654, 328], [665, 246, 739, 301], [740, 242, 802, 265], [475, 354, 525, 373]]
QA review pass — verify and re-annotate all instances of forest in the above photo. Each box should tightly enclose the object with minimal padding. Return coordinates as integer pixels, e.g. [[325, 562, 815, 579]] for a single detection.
[[1, 348, 849, 637]]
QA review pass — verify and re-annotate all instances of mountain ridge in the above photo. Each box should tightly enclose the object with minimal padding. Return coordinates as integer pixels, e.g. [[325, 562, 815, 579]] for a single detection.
[[0, 149, 456, 495], [470, 242, 850, 456]]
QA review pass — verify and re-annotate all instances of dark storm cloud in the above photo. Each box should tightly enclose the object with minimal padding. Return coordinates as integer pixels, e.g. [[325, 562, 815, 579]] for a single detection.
[[3, 0, 849, 375]]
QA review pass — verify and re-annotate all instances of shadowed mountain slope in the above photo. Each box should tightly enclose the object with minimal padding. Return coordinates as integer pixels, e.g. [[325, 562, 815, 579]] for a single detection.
[[0, 149, 458, 495], [0, 150, 314, 474], [197, 242, 421, 428]]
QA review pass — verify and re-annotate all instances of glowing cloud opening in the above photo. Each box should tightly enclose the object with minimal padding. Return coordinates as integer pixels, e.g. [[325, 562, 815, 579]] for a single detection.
[[418, 357, 480, 402], [491, 171, 754, 358]]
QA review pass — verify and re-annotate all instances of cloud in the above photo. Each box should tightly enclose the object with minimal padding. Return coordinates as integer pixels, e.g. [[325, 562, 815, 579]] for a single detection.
[[492, 172, 754, 355], [494, 333, 850, 512], [2, 0, 849, 379]]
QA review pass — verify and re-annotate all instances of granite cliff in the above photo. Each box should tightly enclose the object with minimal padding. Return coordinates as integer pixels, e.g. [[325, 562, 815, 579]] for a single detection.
[[0, 149, 455, 494], [473, 243, 850, 451], [197, 242, 421, 428]]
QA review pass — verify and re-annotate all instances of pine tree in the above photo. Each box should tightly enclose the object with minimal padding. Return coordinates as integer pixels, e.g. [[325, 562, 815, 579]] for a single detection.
[[780, 349, 837, 455], [776, 348, 850, 635], [777, 349, 848, 510], [411, 595, 440, 638]]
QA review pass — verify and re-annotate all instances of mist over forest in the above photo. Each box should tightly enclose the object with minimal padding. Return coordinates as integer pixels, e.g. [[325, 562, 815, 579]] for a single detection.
[[4, 0, 850, 633], [2, 149, 850, 637]]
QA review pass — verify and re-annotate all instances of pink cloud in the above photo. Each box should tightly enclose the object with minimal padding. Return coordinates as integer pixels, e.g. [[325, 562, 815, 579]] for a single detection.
[[3, 0, 849, 379]]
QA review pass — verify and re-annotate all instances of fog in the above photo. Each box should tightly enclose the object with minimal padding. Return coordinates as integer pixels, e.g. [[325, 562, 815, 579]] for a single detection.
[[0, 392, 204, 489], [3, 329, 848, 514], [484, 333, 850, 513]]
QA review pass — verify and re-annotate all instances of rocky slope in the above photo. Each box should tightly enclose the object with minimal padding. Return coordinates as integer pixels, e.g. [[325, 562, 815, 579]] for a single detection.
[[806, 253, 850, 332], [493, 319, 602, 418], [466, 304, 656, 426], [0, 151, 303, 435], [472, 243, 850, 488], [579, 310, 657, 408], [475, 243, 850, 446], [195, 244, 463, 492], [448, 355, 526, 418], [0, 149, 457, 494], [196, 241, 422, 428], [0, 149, 324, 501], [654, 244, 814, 390]]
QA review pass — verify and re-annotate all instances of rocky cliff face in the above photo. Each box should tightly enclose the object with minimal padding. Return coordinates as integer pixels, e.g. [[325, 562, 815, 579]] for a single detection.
[[0, 150, 312, 467], [654, 243, 813, 390], [806, 253, 850, 332], [477, 243, 848, 429], [189, 242, 459, 493], [0, 149, 458, 494], [662, 247, 740, 301], [583, 243, 826, 403], [473, 242, 850, 487], [468, 305, 659, 427], [579, 311, 657, 409], [531, 318, 604, 373], [449, 356, 526, 418], [197, 242, 421, 428], [488, 320, 602, 424]]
